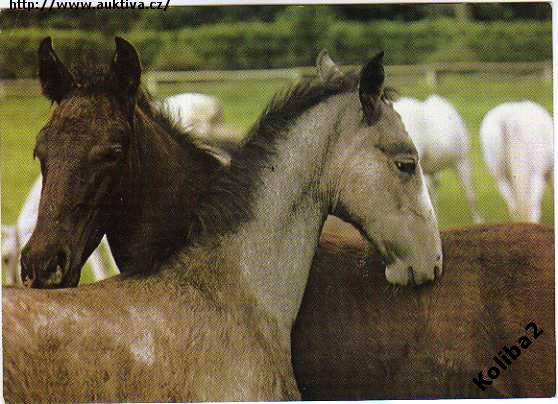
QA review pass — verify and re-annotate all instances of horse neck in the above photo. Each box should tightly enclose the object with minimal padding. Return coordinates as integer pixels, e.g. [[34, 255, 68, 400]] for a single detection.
[[213, 98, 340, 336], [106, 110, 213, 273]]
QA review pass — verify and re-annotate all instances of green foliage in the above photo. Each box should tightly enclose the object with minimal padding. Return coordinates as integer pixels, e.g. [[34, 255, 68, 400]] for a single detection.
[[124, 30, 168, 69], [426, 38, 477, 64], [1, 19, 552, 78], [327, 19, 460, 65], [466, 20, 552, 62], [0, 10, 142, 34], [275, 6, 336, 66], [0, 29, 113, 78], [154, 22, 292, 70], [0, 28, 165, 78]]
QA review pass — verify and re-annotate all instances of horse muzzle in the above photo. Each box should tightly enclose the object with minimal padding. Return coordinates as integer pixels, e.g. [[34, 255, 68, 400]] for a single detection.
[[20, 244, 75, 288]]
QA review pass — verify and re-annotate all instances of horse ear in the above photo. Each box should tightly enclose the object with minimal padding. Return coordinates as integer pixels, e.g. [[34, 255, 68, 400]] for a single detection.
[[316, 50, 345, 87], [112, 37, 141, 97], [38, 37, 75, 103], [359, 51, 385, 125]]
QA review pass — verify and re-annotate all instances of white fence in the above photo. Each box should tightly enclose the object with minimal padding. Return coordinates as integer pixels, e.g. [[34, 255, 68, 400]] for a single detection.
[[0, 61, 552, 99], [144, 61, 552, 93]]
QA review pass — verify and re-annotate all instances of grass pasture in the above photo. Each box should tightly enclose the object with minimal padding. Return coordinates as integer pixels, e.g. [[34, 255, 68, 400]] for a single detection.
[[0, 72, 553, 282]]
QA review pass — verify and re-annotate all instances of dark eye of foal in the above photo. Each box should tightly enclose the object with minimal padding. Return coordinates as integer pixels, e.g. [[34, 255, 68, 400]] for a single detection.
[[90, 145, 123, 164], [395, 160, 416, 174], [106, 145, 123, 161]]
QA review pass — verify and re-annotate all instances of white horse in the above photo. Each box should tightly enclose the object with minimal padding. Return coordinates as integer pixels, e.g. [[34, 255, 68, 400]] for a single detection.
[[1, 176, 116, 286], [315, 50, 481, 223], [393, 96, 482, 223], [160, 93, 225, 137], [480, 101, 553, 222], [158, 93, 240, 165]]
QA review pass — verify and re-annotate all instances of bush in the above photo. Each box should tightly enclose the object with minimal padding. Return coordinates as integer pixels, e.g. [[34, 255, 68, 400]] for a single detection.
[[154, 23, 293, 70], [326, 19, 461, 65], [466, 20, 552, 62], [124, 30, 168, 69], [2, 19, 552, 78], [0, 29, 112, 78]]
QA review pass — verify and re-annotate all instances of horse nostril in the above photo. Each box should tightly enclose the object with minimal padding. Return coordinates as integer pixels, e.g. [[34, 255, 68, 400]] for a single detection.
[[20, 256, 34, 287], [56, 249, 68, 272], [434, 265, 442, 279], [39, 248, 70, 287], [407, 266, 417, 287]]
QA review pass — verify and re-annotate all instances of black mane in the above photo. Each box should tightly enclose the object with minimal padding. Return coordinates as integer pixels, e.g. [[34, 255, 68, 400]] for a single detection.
[[66, 64, 353, 245], [185, 79, 351, 243]]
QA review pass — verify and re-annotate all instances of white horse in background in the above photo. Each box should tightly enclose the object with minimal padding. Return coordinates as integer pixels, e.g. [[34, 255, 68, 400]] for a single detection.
[[315, 51, 481, 223], [160, 93, 225, 137], [480, 101, 553, 222], [1, 176, 116, 286], [158, 93, 240, 165], [393, 95, 482, 223]]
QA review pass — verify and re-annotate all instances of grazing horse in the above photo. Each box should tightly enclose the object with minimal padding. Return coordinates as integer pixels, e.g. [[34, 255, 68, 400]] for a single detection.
[[293, 221, 555, 399], [316, 51, 482, 223], [157, 93, 240, 165], [2, 176, 115, 286], [480, 101, 553, 222], [4, 38, 441, 401], [159, 92, 225, 137]]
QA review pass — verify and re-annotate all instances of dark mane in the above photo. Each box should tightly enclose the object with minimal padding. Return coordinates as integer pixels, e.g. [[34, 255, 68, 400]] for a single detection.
[[185, 79, 351, 243]]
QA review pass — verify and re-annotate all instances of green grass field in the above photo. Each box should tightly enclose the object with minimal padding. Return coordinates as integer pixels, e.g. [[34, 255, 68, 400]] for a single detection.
[[0, 73, 553, 282]]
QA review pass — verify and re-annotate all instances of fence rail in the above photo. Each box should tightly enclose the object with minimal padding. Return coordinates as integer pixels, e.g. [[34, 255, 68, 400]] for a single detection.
[[145, 61, 552, 93], [0, 61, 551, 98]]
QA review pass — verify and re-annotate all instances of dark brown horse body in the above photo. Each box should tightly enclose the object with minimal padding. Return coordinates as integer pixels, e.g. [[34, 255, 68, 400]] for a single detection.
[[293, 221, 555, 399]]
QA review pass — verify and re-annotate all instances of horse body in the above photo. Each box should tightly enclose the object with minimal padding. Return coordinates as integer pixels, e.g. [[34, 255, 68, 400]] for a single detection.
[[6, 38, 441, 401], [4, 253, 296, 401], [480, 101, 553, 222], [2, 176, 115, 285], [293, 222, 555, 399], [160, 92, 224, 137], [393, 95, 481, 223]]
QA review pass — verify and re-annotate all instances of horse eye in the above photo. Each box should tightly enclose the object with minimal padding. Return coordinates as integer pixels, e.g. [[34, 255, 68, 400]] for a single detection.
[[395, 160, 416, 174], [90, 145, 123, 164], [106, 145, 123, 161]]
